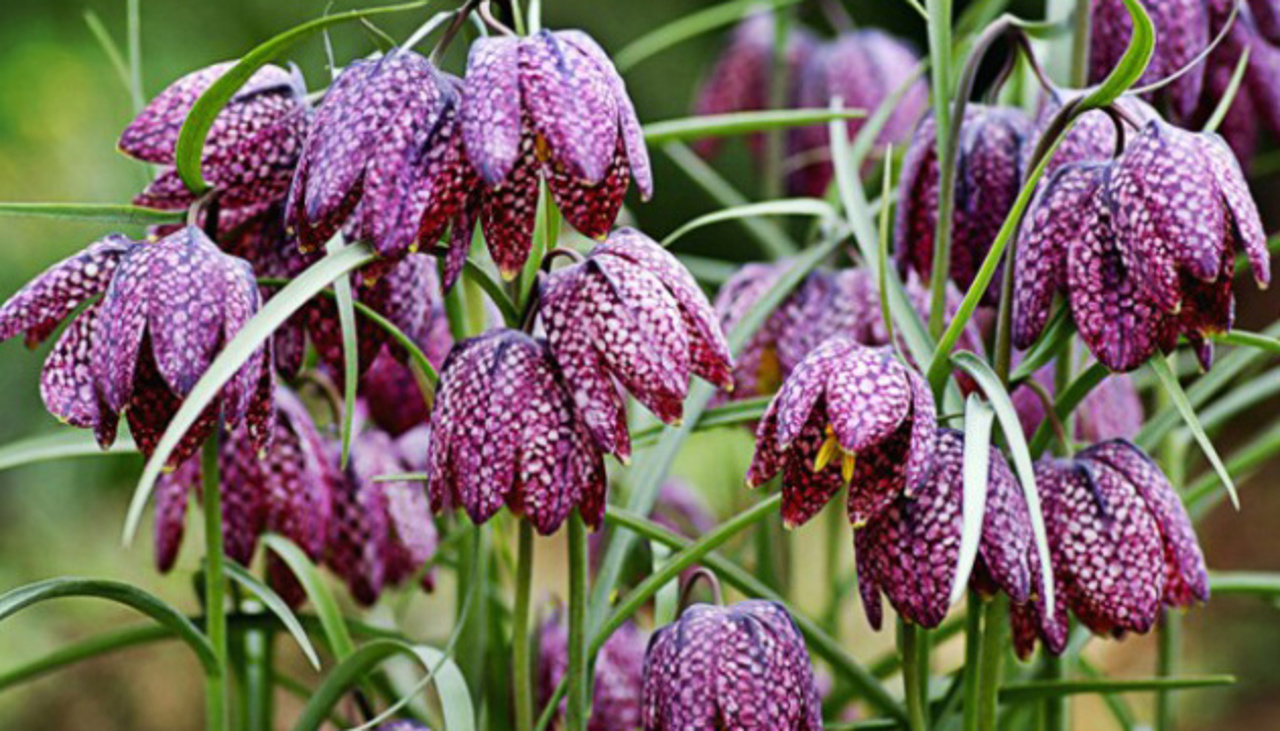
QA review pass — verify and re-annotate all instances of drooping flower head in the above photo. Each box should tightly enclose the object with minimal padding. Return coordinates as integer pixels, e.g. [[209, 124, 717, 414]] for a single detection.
[[539, 228, 733, 461], [1039, 94, 1161, 177], [642, 600, 822, 730], [747, 337, 937, 528], [855, 429, 1033, 629], [1090, 0, 1209, 120], [460, 30, 652, 278], [423, 329, 606, 534], [1011, 440, 1209, 657], [712, 262, 811, 401], [1192, 0, 1280, 162], [538, 611, 647, 730]]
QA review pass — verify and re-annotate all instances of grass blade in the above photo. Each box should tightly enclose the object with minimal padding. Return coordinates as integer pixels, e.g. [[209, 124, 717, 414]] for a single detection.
[[0, 432, 137, 473], [999, 675, 1234, 703], [261, 534, 355, 660], [660, 198, 836, 249], [613, 0, 802, 72], [952, 394, 994, 606], [642, 108, 864, 146], [326, 238, 359, 468], [83, 10, 133, 98], [223, 561, 322, 671], [0, 203, 183, 225], [1148, 355, 1238, 509]]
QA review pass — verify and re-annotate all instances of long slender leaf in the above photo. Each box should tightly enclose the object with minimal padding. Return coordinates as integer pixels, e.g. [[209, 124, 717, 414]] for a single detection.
[[0, 203, 183, 225], [631, 396, 771, 447], [1009, 308, 1073, 384], [676, 253, 739, 285], [1211, 329, 1280, 356], [1187, 421, 1280, 518], [1028, 362, 1110, 456], [126, 0, 142, 111], [999, 675, 1234, 703], [223, 562, 321, 671], [0, 432, 137, 473], [613, 0, 802, 71], [952, 395, 994, 606], [660, 198, 837, 249], [642, 109, 864, 146], [1209, 571, 1280, 597], [83, 11, 133, 98], [1076, 0, 1155, 109], [327, 238, 360, 468], [1148, 355, 1238, 509], [0, 624, 171, 692], [261, 534, 355, 660]]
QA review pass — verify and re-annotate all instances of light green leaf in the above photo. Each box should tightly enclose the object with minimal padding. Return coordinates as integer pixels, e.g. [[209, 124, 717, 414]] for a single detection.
[[0, 203, 183, 225], [660, 198, 837, 249], [83, 11, 133, 102], [1148, 355, 1238, 509], [327, 238, 359, 468], [676, 253, 739, 285], [1187, 421, 1280, 518], [642, 109, 864, 146], [0, 624, 170, 692], [951, 394, 994, 606], [613, 0, 802, 71], [1211, 328, 1280, 356], [1009, 308, 1074, 384], [999, 675, 1234, 703], [1076, 0, 1155, 110], [0, 431, 137, 473], [223, 561, 322, 671], [261, 534, 355, 661]]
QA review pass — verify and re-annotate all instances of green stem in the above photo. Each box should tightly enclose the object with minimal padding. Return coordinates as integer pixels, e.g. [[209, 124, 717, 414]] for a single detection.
[[977, 598, 1006, 731], [925, 0, 954, 336], [899, 620, 929, 731], [961, 591, 984, 731], [243, 625, 273, 731], [1157, 612, 1181, 730], [1042, 654, 1067, 731], [565, 512, 590, 731], [202, 435, 229, 731], [762, 5, 792, 201], [1070, 0, 1093, 88], [512, 522, 536, 731]]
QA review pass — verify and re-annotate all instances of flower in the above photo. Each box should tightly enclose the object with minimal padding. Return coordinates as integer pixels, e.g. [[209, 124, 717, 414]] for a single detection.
[[789, 30, 928, 197], [895, 105, 1036, 302], [1090, 0, 1209, 120], [120, 62, 310, 211], [422, 329, 606, 534], [1191, 1, 1280, 162], [1012, 366, 1143, 443], [747, 338, 937, 528], [286, 50, 472, 268], [153, 386, 333, 606], [537, 611, 647, 730], [372, 722, 429, 731], [1038, 95, 1160, 177], [855, 429, 1033, 629], [1013, 120, 1269, 371], [460, 29, 652, 278], [712, 262, 807, 400], [539, 228, 733, 460], [1011, 440, 1209, 657], [642, 600, 822, 730], [0, 227, 272, 466]]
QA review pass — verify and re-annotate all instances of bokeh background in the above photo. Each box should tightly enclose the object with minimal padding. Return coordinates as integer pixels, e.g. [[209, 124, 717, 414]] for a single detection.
[[0, 0, 1278, 728]]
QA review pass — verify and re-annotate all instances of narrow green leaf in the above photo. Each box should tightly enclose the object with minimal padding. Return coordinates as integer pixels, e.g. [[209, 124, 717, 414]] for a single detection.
[[1009, 307, 1073, 384], [0, 624, 170, 692], [952, 394, 994, 606], [1187, 421, 1280, 518], [1148, 355, 1238, 509], [0, 431, 137, 474], [261, 534, 355, 660], [613, 0, 802, 71], [462, 260, 521, 328], [1211, 328, 1280, 356], [642, 109, 864, 146], [1028, 362, 1109, 457], [223, 562, 322, 671], [327, 238, 359, 468], [848, 63, 930, 173], [1204, 47, 1250, 133], [126, 0, 142, 111], [999, 675, 1234, 703], [660, 198, 837, 249], [83, 10, 133, 99], [1076, 0, 1155, 110], [630, 396, 771, 448], [676, 253, 738, 285], [1209, 571, 1280, 597], [0, 203, 183, 225]]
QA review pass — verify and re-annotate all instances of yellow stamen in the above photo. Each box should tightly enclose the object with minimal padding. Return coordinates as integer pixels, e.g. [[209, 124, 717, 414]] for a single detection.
[[813, 431, 841, 473], [842, 452, 858, 485]]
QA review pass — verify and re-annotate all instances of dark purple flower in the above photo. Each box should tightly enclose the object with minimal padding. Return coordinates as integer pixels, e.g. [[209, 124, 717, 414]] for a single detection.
[[539, 228, 733, 461], [1191, 0, 1280, 162], [1014, 120, 1269, 371], [642, 600, 822, 730], [422, 329, 606, 534], [120, 62, 310, 211], [460, 30, 652, 278], [1012, 365, 1143, 443], [747, 338, 937, 528], [712, 262, 806, 401], [856, 429, 1033, 629], [537, 611, 647, 730], [1011, 440, 1209, 657], [1090, 0, 1209, 120], [1038, 94, 1161, 178], [286, 50, 472, 268], [895, 105, 1035, 302]]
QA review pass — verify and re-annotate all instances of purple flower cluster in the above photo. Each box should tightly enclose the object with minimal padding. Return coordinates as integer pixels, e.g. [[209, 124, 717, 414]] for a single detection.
[[537, 610, 647, 730]]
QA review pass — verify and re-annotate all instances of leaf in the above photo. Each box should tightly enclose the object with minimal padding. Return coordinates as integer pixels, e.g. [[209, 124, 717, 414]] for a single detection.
[[630, 396, 771, 448], [126, 0, 142, 111], [999, 675, 1234, 703], [0, 431, 137, 473], [122, 242, 375, 545], [261, 534, 356, 660], [676, 253, 739, 285], [1148, 355, 1238, 509], [951, 394, 994, 606], [1008, 307, 1074, 384], [462, 260, 521, 328], [0, 624, 170, 692], [660, 198, 837, 249], [223, 561, 322, 671], [1211, 329, 1280, 356], [0, 578, 217, 676], [613, 0, 803, 71], [1028, 362, 1109, 457], [1203, 46, 1250, 133], [951, 352, 1055, 618], [642, 109, 865, 146], [1209, 571, 1280, 597], [326, 238, 359, 468], [0, 203, 183, 225], [173, 0, 432, 193], [1187, 421, 1280, 518], [83, 10, 133, 101], [1076, 0, 1155, 110]]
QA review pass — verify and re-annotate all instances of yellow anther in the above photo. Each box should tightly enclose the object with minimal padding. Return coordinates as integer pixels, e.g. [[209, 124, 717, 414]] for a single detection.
[[842, 452, 858, 485], [813, 430, 841, 473]]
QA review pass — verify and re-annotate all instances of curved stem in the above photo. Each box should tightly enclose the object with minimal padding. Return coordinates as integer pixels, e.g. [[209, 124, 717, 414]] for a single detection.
[[899, 620, 930, 731], [203, 434, 229, 731], [512, 522, 536, 731], [1069, 0, 1092, 87], [677, 567, 724, 609], [1025, 377, 1069, 451], [429, 0, 482, 64], [565, 512, 590, 731], [479, 0, 517, 36]]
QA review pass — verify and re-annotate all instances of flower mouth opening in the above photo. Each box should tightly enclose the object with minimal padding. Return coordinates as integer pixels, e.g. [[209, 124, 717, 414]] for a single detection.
[[812, 424, 857, 484]]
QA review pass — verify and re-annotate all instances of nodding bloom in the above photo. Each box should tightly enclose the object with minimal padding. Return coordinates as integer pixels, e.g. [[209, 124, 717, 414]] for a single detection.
[[747, 338, 937, 528], [537, 611, 647, 730], [712, 262, 804, 400], [460, 29, 652, 278], [1011, 440, 1209, 657], [789, 29, 929, 197], [286, 50, 473, 269], [855, 429, 1033, 629], [539, 228, 733, 461], [1090, 0, 1209, 121], [1191, 0, 1280, 162], [1038, 95, 1161, 177], [642, 600, 822, 730], [691, 13, 817, 158], [1012, 366, 1143, 443], [325, 422, 438, 606], [423, 329, 606, 534], [895, 105, 1036, 302], [1014, 120, 1269, 372], [0, 227, 272, 466], [119, 62, 310, 211], [153, 386, 333, 606]]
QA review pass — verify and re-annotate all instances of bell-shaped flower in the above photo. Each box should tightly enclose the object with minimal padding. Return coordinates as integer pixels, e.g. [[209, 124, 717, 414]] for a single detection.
[[1038, 94, 1161, 177], [539, 228, 733, 461], [537, 610, 647, 730], [1012, 366, 1143, 443], [1090, 0, 1209, 120], [747, 338, 937, 528], [712, 263, 816, 401], [423, 329, 606, 534], [1192, 1, 1280, 162], [642, 600, 822, 730]]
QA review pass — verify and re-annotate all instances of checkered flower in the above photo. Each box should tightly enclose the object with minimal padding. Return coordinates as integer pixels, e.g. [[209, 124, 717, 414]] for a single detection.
[[537, 611, 647, 730], [1012, 366, 1143, 443], [1091, 0, 1209, 120]]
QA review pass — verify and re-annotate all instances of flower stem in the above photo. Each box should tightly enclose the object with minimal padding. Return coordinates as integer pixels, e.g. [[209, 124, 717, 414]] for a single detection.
[[977, 598, 1006, 730], [762, 5, 792, 201], [1069, 0, 1093, 88], [512, 521, 536, 731], [202, 434, 229, 731], [565, 511, 590, 731], [961, 591, 984, 731], [243, 624, 274, 731], [899, 620, 930, 731], [1157, 612, 1181, 730]]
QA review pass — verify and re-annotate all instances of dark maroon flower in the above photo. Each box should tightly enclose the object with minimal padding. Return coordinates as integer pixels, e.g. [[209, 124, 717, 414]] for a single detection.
[[895, 105, 1035, 302], [153, 386, 333, 605], [120, 62, 310, 211], [423, 329, 606, 534], [460, 29, 652, 278], [856, 429, 1033, 629], [642, 600, 822, 730], [537, 611, 647, 730], [747, 338, 937, 528], [1014, 120, 1269, 371], [1012, 365, 1143, 443], [712, 262, 806, 401], [789, 30, 928, 197], [1011, 440, 1209, 657], [539, 228, 733, 461], [1091, 0, 1209, 120], [287, 50, 471, 267]]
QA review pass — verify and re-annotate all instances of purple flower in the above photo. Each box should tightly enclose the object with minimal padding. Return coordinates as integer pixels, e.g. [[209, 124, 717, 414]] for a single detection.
[[153, 386, 333, 606], [286, 50, 472, 268], [460, 30, 652, 278], [120, 62, 310, 211], [1014, 120, 1269, 371], [1090, 0, 1209, 120], [1011, 440, 1209, 657], [895, 105, 1036, 302], [0, 227, 272, 466], [712, 262, 806, 401], [1012, 365, 1143, 443], [642, 600, 822, 730], [747, 338, 937, 528], [539, 228, 733, 461], [789, 30, 928, 197], [1038, 95, 1161, 177], [372, 722, 429, 731], [537, 611, 647, 730], [856, 429, 1033, 629], [422, 329, 606, 534], [1192, 1, 1280, 162]]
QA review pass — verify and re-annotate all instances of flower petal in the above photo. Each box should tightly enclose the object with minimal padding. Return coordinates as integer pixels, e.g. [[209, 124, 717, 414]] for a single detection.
[[0, 235, 132, 346], [40, 305, 104, 429], [461, 36, 524, 186]]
